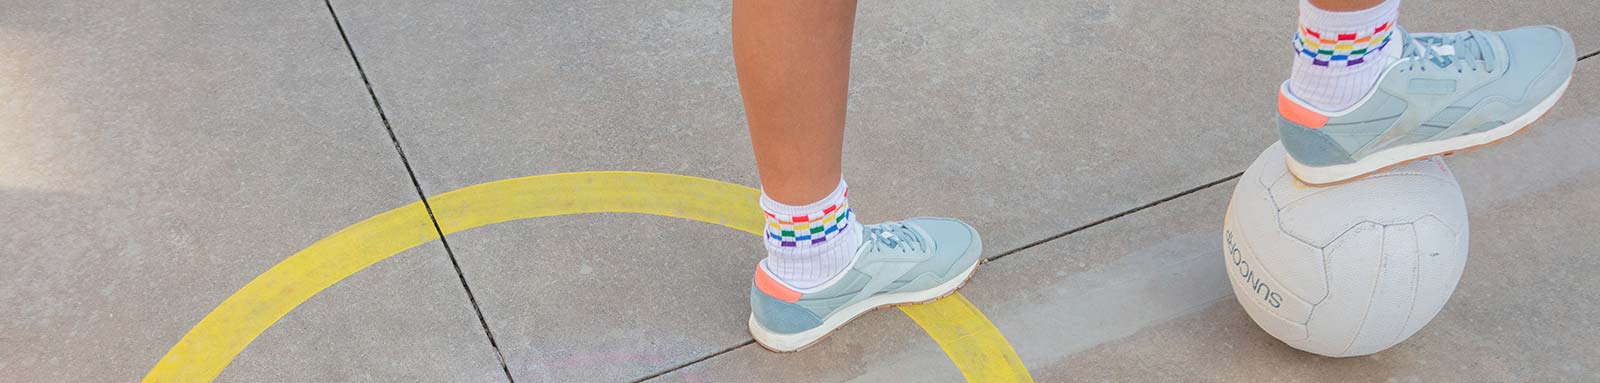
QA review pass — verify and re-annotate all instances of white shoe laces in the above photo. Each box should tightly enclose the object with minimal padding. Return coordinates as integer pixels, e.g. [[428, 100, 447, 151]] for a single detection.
[[1403, 29, 1496, 74], [865, 222, 926, 254]]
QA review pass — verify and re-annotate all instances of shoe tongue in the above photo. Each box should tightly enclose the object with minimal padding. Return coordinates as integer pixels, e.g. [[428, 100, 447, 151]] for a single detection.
[[1456, 32, 1493, 64], [872, 227, 903, 249], [879, 232, 900, 248], [871, 224, 923, 251], [1371, 26, 1407, 68], [1419, 31, 1492, 68], [1383, 30, 1406, 63]]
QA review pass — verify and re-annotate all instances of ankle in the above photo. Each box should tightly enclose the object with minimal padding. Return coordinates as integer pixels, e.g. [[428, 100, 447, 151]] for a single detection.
[[759, 179, 863, 289], [1288, 0, 1399, 111]]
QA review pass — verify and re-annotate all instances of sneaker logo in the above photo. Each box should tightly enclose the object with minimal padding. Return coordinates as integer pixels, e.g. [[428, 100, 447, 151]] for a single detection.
[[1408, 78, 1458, 94]]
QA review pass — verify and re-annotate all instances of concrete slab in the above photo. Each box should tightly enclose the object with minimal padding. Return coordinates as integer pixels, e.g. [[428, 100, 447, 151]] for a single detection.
[[0, 1, 500, 381], [434, 214, 766, 383], [658, 60, 1600, 381], [326, 0, 1600, 380], [214, 246, 509, 383], [660, 179, 1236, 383]]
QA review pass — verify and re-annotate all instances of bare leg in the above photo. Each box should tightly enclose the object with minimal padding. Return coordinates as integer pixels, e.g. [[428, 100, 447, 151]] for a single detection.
[[1307, 0, 1386, 12], [737, 0, 990, 352], [733, 0, 857, 205]]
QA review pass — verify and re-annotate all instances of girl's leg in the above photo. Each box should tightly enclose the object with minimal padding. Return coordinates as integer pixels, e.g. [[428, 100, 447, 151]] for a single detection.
[[735, 0, 985, 353], [735, 0, 856, 205], [734, 0, 864, 289]]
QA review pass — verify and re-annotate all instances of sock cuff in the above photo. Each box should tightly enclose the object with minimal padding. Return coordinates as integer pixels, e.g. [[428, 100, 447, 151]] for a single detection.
[[1295, 0, 1399, 68], [760, 179, 855, 249], [759, 178, 848, 217], [1298, 0, 1399, 31]]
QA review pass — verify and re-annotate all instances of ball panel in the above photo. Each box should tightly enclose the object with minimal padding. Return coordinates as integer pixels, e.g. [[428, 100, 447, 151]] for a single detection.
[[1273, 171, 1461, 248], [1226, 212, 1310, 343], [1255, 152, 1290, 190], [1229, 274, 1311, 342], [1239, 219, 1328, 305], [1401, 215, 1470, 339], [1303, 221, 1385, 356], [1231, 144, 1331, 305], [1225, 212, 1315, 326], [1267, 155, 1454, 210], [1345, 223, 1424, 356]]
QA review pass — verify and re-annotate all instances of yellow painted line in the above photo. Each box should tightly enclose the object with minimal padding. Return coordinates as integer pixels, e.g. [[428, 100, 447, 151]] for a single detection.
[[143, 202, 440, 382], [902, 295, 1035, 383], [143, 171, 1030, 382]]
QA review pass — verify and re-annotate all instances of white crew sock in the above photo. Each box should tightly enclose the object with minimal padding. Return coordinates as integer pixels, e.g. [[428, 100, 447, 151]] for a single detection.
[[759, 179, 863, 289], [1288, 0, 1402, 111]]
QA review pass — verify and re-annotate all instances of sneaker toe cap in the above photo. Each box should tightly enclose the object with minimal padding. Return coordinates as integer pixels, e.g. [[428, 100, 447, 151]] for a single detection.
[[1496, 26, 1576, 98], [903, 217, 982, 273]]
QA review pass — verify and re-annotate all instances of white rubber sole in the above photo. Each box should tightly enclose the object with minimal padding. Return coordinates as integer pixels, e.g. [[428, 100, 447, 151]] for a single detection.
[[748, 261, 981, 352], [1288, 76, 1571, 186]]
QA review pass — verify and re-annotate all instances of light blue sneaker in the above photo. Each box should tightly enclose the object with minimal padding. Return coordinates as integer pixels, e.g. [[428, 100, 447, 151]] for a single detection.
[[1279, 26, 1576, 185], [749, 217, 982, 352]]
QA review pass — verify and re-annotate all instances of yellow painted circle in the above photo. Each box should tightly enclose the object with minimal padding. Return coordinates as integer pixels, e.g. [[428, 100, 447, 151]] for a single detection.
[[142, 171, 1032, 382]]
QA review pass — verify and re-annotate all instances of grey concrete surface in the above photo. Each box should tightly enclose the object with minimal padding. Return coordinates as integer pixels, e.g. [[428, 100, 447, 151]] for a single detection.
[[2, 0, 1596, 382], [328, 1, 758, 381], [657, 60, 1600, 382], [435, 214, 765, 383], [214, 246, 507, 383], [326, 0, 1600, 380], [0, 1, 499, 381]]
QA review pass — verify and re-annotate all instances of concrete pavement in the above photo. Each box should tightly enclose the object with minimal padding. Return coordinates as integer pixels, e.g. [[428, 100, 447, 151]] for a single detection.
[[2, 0, 1597, 381]]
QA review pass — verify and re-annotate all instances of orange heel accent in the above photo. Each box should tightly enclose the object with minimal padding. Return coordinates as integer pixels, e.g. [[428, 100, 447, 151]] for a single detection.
[[1279, 90, 1329, 129], [754, 267, 802, 303]]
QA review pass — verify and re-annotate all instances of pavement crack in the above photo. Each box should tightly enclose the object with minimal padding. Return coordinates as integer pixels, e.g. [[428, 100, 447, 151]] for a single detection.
[[630, 340, 754, 382], [985, 171, 1243, 263], [322, 1, 516, 382]]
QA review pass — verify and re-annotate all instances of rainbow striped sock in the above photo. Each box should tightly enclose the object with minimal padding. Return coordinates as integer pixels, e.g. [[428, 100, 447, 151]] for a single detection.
[[759, 179, 863, 289], [1288, 0, 1401, 111]]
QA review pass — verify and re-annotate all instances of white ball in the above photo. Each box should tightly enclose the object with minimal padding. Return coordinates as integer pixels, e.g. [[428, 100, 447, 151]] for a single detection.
[[1222, 143, 1470, 357]]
